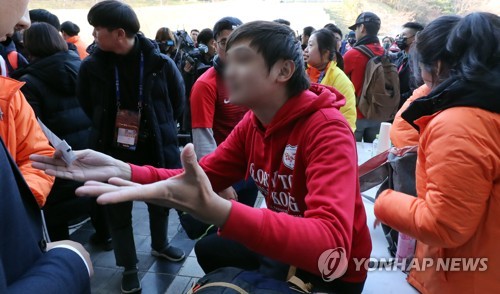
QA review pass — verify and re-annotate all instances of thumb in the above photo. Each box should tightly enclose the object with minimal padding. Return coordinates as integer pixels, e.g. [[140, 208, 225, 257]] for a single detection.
[[181, 143, 201, 176]]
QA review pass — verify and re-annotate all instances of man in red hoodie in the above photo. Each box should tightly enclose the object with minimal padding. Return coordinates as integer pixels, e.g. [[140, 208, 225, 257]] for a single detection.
[[32, 21, 372, 293], [344, 12, 384, 143]]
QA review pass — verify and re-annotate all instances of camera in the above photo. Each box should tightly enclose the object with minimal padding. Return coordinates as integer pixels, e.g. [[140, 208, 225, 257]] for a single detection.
[[175, 30, 209, 69]]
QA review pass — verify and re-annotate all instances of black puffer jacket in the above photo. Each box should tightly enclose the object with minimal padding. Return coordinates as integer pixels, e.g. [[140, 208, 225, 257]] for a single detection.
[[77, 34, 185, 168], [11, 50, 91, 150]]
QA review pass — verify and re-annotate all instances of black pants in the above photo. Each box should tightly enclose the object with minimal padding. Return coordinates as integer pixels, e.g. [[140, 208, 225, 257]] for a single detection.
[[107, 202, 170, 268], [355, 119, 381, 143], [195, 234, 365, 294], [44, 178, 109, 241]]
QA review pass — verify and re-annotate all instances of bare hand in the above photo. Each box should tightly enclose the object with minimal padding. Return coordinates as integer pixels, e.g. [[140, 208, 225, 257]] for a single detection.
[[184, 62, 193, 73], [218, 186, 238, 201], [47, 240, 93, 277], [77, 144, 232, 227], [374, 218, 382, 229], [30, 149, 131, 182]]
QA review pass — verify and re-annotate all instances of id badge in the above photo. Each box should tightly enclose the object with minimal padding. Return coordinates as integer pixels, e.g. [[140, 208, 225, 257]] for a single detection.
[[114, 109, 141, 151]]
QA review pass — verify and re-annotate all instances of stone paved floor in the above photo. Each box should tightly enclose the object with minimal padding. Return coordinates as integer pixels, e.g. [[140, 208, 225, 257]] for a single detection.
[[70, 201, 203, 294]]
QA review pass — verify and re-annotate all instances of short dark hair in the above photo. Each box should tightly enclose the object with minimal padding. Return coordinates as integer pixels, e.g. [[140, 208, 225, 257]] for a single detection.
[[24, 22, 68, 59], [402, 22, 424, 32], [414, 15, 462, 86], [87, 0, 140, 38], [190, 29, 199, 34], [323, 23, 342, 37], [303, 26, 315, 37], [361, 22, 380, 36], [29, 9, 61, 30], [197, 28, 214, 45], [60, 21, 80, 37], [226, 21, 310, 98], [274, 19, 291, 26], [213, 17, 243, 40]]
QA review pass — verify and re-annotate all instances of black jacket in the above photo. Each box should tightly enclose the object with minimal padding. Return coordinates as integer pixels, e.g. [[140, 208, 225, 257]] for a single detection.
[[11, 50, 91, 150], [77, 34, 185, 168]]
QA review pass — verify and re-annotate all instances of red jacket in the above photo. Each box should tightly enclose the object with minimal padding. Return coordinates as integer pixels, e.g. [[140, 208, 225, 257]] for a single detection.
[[131, 84, 372, 283], [344, 43, 385, 119]]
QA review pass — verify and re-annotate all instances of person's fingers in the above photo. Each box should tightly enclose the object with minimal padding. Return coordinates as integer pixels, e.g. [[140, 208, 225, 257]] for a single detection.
[[180, 143, 201, 177], [30, 156, 67, 168], [76, 182, 122, 197], [44, 168, 77, 180], [108, 177, 140, 187], [95, 183, 164, 205]]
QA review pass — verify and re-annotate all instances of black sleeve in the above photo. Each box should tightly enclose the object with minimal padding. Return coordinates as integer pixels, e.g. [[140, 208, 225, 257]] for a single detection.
[[76, 61, 93, 118], [164, 57, 186, 121], [18, 77, 43, 119]]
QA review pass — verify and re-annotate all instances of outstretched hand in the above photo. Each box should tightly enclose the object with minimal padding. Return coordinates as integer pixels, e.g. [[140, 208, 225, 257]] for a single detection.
[[30, 149, 131, 183], [77, 144, 233, 228]]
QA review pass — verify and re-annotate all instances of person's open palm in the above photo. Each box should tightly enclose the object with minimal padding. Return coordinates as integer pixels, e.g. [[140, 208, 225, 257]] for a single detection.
[[30, 149, 131, 183], [77, 144, 232, 227]]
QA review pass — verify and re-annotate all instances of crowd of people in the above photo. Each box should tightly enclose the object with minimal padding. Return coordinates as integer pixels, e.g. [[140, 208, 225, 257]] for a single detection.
[[0, 0, 498, 293]]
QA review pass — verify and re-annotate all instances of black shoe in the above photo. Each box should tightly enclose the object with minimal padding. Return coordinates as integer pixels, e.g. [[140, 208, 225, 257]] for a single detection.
[[151, 245, 186, 262], [121, 269, 141, 294], [89, 233, 113, 251]]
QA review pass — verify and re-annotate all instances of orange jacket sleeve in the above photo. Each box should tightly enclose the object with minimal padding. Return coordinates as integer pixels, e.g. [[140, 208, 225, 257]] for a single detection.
[[375, 109, 495, 248], [9, 84, 55, 207]]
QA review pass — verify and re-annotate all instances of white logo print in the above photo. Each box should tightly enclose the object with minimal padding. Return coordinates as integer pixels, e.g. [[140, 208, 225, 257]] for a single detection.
[[318, 247, 349, 282], [223, 99, 231, 104], [282, 145, 297, 170]]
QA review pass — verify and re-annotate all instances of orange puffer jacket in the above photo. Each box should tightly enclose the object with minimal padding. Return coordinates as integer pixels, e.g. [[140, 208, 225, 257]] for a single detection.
[[375, 104, 500, 293], [0, 77, 55, 207], [390, 84, 431, 148]]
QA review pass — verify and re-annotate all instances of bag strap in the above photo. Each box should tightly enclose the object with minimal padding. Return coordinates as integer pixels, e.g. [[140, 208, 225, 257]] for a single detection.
[[7, 51, 19, 71], [355, 45, 376, 59], [287, 266, 312, 293], [187, 282, 249, 294]]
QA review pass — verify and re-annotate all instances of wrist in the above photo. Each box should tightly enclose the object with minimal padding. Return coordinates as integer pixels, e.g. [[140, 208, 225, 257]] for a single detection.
[[210, 193, 232, 228], [117, 160, 132, 181]]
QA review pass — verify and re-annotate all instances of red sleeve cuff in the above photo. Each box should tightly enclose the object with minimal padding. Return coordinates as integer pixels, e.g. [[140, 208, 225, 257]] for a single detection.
[[130, 164, 155, 184], [218, 201, 264, 245]]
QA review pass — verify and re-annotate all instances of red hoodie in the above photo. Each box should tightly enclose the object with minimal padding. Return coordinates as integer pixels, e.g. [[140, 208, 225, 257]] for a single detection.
[[131, 84, 372, 283]]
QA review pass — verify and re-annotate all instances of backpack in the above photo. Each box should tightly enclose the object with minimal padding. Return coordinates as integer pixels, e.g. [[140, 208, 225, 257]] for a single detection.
[[187, 267, 313, 294], [358, 146, 417, 257], [355, 45, 400, 121]]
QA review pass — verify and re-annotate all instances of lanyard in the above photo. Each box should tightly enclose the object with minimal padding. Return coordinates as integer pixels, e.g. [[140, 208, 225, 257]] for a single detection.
[[115, 52, 144, 110]]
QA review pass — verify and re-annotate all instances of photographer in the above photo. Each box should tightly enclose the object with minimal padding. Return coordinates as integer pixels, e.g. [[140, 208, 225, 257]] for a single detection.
[[183, 28, 216, 74], [155, 27, 176, 58]]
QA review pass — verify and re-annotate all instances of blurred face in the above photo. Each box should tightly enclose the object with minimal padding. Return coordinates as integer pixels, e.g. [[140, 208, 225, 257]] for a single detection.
[[419, 63, 434, 89], [190, 31, 198, 42], [383, 37, 391, 47], [225, 40, 283, 107], [0, 0, 30, 41], [304, 34, 328, 69], [92, 26, 120, 52], [400, 27, 416, 47], [332, 32, 342, 52], [355, 24, 366, 41], [206, 38, 216, 57], [215, 29, 232, 61]]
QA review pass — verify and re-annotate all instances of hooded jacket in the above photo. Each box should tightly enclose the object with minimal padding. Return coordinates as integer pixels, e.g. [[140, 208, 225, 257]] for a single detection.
[[11, 50, 91, 151], [307, 61, 357, 131], [130, 84, 372, 285], [375, 68, 500, 293], [0, 77, 55, 207]]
